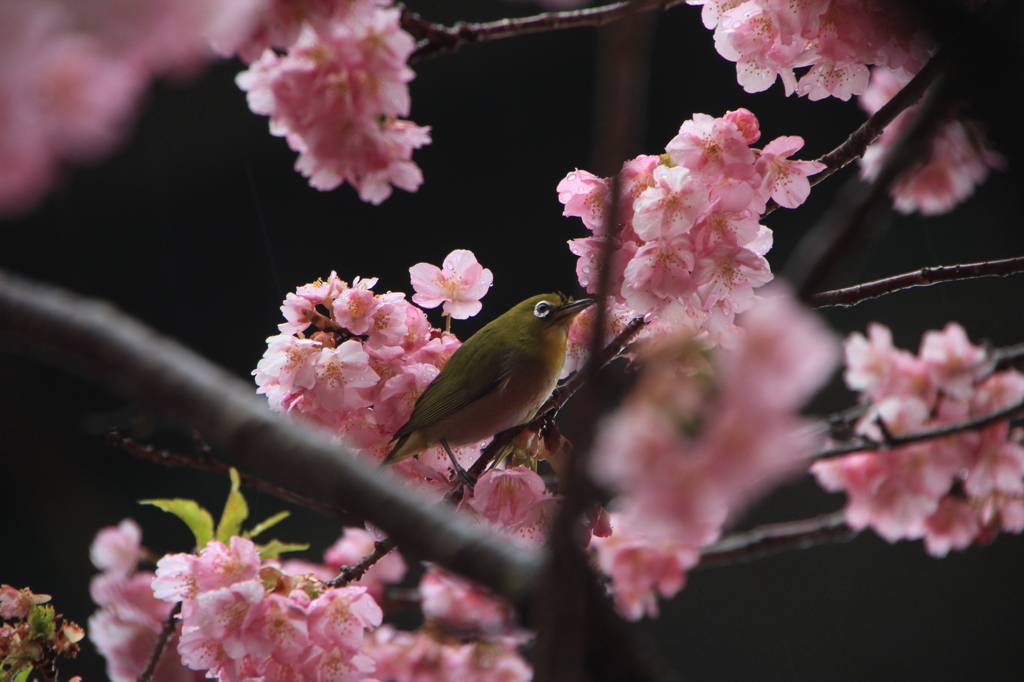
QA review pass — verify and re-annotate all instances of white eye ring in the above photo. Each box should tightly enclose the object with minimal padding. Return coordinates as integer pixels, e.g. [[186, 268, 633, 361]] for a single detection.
[[534, 301, 553, 318]]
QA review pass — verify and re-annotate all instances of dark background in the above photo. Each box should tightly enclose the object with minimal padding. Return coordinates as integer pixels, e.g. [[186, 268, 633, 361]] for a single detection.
[[4, 1, 1024, 680]]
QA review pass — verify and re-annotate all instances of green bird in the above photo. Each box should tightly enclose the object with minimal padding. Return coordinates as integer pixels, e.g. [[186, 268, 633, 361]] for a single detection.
[[380, 293, 594, 468]]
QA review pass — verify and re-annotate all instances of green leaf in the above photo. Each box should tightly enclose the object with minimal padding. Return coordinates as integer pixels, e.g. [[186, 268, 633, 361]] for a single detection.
[[140, 498, 214, 548], [256, 539, 309, 560], [215, 468, 249, 544], [12, 665, 33, 682], [246, 511, 290, 540]]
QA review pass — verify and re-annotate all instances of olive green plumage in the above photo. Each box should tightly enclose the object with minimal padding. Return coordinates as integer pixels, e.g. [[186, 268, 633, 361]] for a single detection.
[[381, 293, 593, 467]]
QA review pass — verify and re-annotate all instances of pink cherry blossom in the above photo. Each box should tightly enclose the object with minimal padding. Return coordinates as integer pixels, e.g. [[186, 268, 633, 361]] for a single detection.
[[713, 1, 807, 95], [919, 322, 993, 399], [193, 580, 265, 658], [257, 272, 478, 491], [692, 243, 774, 310], [236, 7, 431, 204], [333, 288, 381, 336], [560, 110, 821, 352], [923, 497, 980, 557], [89, 522, 206, 682], [689, 181, 763, 251], [691, 0, 935, 100], [621, 236, 698, 313], [419, 566, 517, 637], [191, 537, 262, 593], [665, 113, 755, 177], [306, 587, 382, 652], [469, 467, 550, 527], [590, 289, 837, 616], [311, 341, 379, 412], [755, 136, 825, 208], [723, 107, 761, 143], [591, 511, 697, 620], [814, 322, 1024, 556], [90, 519, 143, 577], [858, 67, 1002, 216], [557, 169, 611, 234], [366, 625, 532, 682], [409, 249, 493, 319], [632, 165, 710, 240]]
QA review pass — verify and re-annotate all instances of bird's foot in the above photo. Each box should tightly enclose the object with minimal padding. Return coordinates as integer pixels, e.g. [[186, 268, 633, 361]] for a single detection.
[[441, 439, 476, 489]]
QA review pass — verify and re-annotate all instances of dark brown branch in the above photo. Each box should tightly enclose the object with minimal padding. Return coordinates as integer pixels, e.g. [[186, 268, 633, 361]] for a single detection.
[[138, 602, 181, 682], [106, 431, 350, 519], [403, 0, 686, 62], [696, 511, 855, 569], [815, 395, 1024, 460], [0, 268, 542, 613], [785, 67, 955, 299], [810, 255, 1024, 308], [328, 539, 397, 588], [535, 8, 673, 681]]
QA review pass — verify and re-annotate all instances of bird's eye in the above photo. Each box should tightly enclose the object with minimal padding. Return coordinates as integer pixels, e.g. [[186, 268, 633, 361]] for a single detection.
[[534, 301, 553, 318]]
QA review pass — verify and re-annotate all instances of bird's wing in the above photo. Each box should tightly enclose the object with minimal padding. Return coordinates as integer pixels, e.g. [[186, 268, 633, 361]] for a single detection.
[[392, 327, 514, 440]]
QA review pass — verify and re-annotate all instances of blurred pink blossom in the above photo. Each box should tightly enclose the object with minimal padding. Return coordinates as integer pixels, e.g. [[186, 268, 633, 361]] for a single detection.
[[590, 288, 838, 618]]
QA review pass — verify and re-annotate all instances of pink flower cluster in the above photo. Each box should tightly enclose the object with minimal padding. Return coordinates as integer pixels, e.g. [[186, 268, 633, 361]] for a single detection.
[[0, 0, 259, 217], [560, 109, 823, 351], [254, 271, 471, 482], [591, 290, 838, 619], [366, 626, 531, 682], [88, 519, 204, 682], [812, 323, 1024, 556], [153, 536, 383, 682], [689, 0, 932, 100], [236, 0, 430, 204], [419, 566, 520, 639], [858, 68, 1003, 216]]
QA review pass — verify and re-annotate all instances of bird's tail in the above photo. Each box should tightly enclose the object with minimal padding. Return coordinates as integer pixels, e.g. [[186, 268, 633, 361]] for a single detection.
[[377, 434, 409, 470]]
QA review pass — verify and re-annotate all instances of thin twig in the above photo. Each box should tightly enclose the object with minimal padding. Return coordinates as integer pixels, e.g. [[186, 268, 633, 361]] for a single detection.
[[402, 0, 686, 62], [328, 539, 397, 588], [990, 342, 1024, 371], [696, 511, 855, 569], [137, 602, 181, 682], [815, 396, 1024, 460], [763, 50, 948, 217], [785, 68, 955, 299], [535, 7, 675, 680], [810, 255, 1024, 308], [106, 431, 351, 519]]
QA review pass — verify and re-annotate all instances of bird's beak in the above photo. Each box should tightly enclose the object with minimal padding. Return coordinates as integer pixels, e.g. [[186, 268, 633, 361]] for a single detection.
[[554, 298, 594, 322]]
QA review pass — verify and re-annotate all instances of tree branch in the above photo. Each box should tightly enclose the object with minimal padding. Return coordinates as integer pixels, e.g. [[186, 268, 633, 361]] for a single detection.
[[814, 395, 1024, 460], [696, 511, 855, 569], [327, 539, 397, 588], [0, 268, 542, 613], [106, 431, 352, 519], [810, 255, 1024, 308], [137, 602, 181, 682], [784, 67, 955, 299], [403, 0, 686, 62]]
